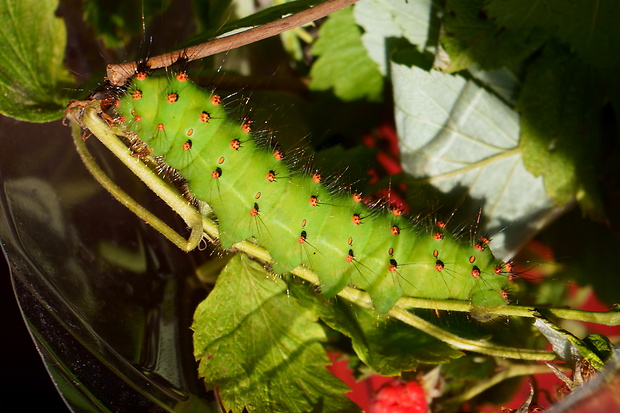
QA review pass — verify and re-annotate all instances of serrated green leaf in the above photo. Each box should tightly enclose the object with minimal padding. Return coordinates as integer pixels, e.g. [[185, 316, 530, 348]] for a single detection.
[[317, 300, 464, 376], [192, 254, 357, 413], [0, 0, 74, 122], [390, 59, 562, 260], [310, 7, 383, 102], [439, 0, 548, 72], [518, 42, 604, 218]]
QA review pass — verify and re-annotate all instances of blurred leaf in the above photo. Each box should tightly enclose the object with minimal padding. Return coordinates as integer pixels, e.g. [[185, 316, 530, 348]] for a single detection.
[[518, 42, 604, 218], [439, 0, 548, 72], [390, 57, 562, 260], [484, 0, 559, 29], [193, 254, 356, 413], [538, 209, 620, 307], [83, 0, 171, 48], [310, 7, 383, 101], [442, 356, 497, 397], [486, 0, 620, 85], [185, 0, 324, 46], [0, 0, 74, 122]]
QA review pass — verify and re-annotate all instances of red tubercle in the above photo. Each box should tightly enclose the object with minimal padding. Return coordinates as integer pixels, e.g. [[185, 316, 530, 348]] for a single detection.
[[242, 115, 253, 133], [250, 204, 259, 216], [298, 231, 307, 244], [346, 250, 355, 262]]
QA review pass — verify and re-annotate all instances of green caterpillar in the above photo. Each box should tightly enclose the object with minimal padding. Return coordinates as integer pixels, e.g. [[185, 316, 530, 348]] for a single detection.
[[98, 68, 512, 315]]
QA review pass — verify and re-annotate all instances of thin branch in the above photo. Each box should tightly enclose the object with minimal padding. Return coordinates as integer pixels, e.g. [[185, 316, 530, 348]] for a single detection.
[[106, 0, 360, 85]]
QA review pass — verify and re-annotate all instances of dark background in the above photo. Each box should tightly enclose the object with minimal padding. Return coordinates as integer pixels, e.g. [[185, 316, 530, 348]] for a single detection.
[[1, 255, 67, 411]]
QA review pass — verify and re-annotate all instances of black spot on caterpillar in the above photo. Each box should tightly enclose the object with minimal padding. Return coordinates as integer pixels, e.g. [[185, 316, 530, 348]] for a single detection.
[[100, 68, 513, 315]]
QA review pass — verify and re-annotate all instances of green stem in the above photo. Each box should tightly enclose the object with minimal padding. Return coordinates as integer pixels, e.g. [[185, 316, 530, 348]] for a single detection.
[[442, 363, 560, 407], [77, 105, 204, 251], [292, 267, 556, 361], [398, 297, 620, 326]]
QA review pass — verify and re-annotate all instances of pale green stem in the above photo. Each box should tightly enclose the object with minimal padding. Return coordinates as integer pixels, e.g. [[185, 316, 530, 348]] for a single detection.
[[443, 363, 561, 407], [77, 104, 204, 251], [292, 267, 556, 361], [397, 297, 620, 326]]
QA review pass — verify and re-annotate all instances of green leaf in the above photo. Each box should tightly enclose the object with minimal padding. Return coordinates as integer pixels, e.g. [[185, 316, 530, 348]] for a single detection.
[[0, 0, 74, 122], [310, 7, 383, 102], [583, 334, 613, 365], [439, 0, 548, 72], [518, 42, 604, 218], [314, 299, 464, 376], [390, 58, 562, 260], [533, 315, 606, 371], [442, 356, 497, 396], [192, 254, 357, 413], [486, 0, 620, 83], [484, 0, 559, 29]]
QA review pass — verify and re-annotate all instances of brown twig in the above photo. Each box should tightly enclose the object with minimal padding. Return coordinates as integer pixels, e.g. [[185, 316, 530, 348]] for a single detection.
[[106, 0, 360, 85]]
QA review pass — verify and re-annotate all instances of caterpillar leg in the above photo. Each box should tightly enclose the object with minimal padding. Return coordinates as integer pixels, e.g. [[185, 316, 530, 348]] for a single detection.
[[73, 104, 206, 252]]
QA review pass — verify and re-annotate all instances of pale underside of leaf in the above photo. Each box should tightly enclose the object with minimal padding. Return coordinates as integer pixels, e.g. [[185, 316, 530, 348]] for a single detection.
[[354, 0, 441, 74], [391, 63, 565, 260]]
